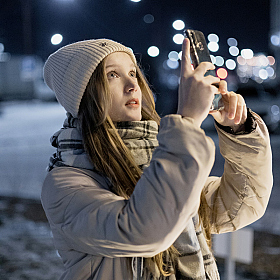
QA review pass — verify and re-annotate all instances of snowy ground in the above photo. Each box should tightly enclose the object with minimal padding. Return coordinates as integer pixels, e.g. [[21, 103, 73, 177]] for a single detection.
[[0, 197, 64, 280], [0, 101, 279, 279], [0, 100, 65, 199], [0, 196, 279, 280]]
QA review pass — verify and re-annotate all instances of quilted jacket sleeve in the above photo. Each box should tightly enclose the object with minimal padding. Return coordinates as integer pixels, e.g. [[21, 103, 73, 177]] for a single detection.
[[204, 112, 273, 234]]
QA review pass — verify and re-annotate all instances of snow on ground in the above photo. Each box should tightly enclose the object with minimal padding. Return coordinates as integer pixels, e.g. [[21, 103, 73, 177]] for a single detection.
[[0, 196, 279, 280], [0, 100, 66, 199], [0, 197, 64, 280]]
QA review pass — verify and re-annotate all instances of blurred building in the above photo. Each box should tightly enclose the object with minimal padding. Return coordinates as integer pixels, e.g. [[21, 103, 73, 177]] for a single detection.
[[0, 55, 55, 101]]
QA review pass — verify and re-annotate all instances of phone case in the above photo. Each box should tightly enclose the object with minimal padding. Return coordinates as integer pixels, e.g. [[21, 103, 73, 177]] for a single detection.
[[184, 29, 224, 111]]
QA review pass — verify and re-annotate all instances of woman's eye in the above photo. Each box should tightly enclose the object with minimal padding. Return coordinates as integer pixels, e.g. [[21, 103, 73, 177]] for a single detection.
[[130, 71, 137, 78], [107, 71, 118, 79]]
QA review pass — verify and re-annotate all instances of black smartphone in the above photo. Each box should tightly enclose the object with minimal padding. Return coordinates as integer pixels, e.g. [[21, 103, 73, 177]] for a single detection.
[[184, 29, 224, 111]]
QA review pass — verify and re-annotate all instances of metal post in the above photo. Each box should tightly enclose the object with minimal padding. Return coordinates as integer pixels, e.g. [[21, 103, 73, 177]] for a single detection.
[[225, 232, 235, 280], [21, 0, 33, 54]]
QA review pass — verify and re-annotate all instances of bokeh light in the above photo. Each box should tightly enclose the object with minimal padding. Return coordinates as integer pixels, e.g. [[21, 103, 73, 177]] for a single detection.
[[178, 51, 182, 60], [147, 46, 160, 57], [266, 66, 275, 77], [208, 42, 219, 52], [208, 33, 219, 42], [241, 49, 254, 59], [258, 55, 269, 67], [236, 53, 277, 83], [271, 105, 280, 116], [210, 55, 216, 64], [166, 59, 179, 69], [259, 69, 268, 80], [225, 59, 237, 70], [143, 14, 154, 23], [0, 43, 4, 53], [237, 56, 246, 65], [51, 34, 63, 45], [229, 46, 239, 56], [173, 34, 184, 44], [168, 51, 179, 61], [172, 20, 185, 30], [167, 74, 180, 89], [271, 34, 280, 46], [267, 56, 275, 65], [227, 38, 238, 47], [214, 56, 224, 66], [217, 68, 228, 79]]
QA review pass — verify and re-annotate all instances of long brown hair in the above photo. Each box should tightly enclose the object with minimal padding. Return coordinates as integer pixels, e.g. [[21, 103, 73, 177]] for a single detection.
[[78, 54, 211, 276]]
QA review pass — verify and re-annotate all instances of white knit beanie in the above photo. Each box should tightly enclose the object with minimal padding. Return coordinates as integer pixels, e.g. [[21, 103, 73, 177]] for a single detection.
[[43, 39, 137, 117]]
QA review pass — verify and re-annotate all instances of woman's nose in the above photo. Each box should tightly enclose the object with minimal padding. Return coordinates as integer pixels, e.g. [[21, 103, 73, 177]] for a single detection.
[[124, 78, 138, 93]]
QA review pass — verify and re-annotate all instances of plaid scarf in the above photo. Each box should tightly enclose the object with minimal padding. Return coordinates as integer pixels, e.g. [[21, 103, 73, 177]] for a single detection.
[[141, 215, 219, 280], [48, 113, 158, 171], [48, 113, 219, 280], [115, 121, 158, 170]]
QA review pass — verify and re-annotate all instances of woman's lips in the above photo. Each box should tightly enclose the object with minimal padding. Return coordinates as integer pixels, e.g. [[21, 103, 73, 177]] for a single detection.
[[125, 98, 139, 107]]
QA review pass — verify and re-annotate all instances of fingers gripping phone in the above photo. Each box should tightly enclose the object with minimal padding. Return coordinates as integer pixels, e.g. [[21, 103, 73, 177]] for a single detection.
[[184, 29, 224, 111]]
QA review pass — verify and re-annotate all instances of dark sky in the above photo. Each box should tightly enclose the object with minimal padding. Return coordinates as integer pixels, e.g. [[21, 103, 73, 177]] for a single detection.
[[0, 0, 271, 58], [0, 0, 273, 116]]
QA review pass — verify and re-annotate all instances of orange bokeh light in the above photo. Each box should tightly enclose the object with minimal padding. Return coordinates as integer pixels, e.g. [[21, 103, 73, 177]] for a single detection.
[[217, 68, 228, 79]]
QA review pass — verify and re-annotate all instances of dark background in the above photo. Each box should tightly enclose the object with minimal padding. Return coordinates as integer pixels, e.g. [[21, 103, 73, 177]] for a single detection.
[[0, 0, 271, 57], [0, 0, 273, 114]]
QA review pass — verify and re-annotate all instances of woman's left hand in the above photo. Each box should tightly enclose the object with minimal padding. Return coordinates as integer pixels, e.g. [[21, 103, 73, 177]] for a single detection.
[[210, 80, 247, 132]]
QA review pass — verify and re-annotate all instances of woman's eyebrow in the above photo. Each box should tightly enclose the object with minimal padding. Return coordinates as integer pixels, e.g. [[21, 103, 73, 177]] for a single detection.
[[105, 64, 117, 69], [105, 63, 135, 69]]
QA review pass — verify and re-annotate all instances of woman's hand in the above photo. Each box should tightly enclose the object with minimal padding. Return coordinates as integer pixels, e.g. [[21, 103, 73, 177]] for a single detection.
[[210, 80, 247, 131], [177, 38, 221, 127]]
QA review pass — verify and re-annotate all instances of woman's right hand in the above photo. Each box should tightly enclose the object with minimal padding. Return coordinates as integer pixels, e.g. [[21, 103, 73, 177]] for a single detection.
[[177, 38, 220, 127]]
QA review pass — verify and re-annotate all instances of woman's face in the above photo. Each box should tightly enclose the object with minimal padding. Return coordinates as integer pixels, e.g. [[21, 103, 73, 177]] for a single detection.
[[104, 52, 142, 122]]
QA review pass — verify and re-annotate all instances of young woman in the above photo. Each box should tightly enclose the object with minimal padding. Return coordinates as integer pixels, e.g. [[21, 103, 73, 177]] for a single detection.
[[41, 38, 273, 280]]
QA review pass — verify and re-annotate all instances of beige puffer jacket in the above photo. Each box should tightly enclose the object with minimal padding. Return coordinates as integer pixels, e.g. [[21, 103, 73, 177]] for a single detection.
[[41, 113, 273, 280]]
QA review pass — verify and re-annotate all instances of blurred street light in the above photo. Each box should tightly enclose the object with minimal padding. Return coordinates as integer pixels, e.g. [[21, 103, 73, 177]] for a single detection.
[[227, 38, 238, 47], [229, 46, 239, 56], [215, 56, 224, 66], [241, 49, 254, 59], [166, 59, 179, 69], [172, 20, 185, 30], [173, 34, 184, 44], [147, 46, 160, 57], [208, 33, 219, 42], [143, 14, 154, 23], [0, 43, 4, 53], [226, 59, 237, 70], [271, 34, 280, 46], [168, 51, 179, 61], [217, 68, 228, 79], [208, 41, 219, 52], [51, 34, 63, 45]]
